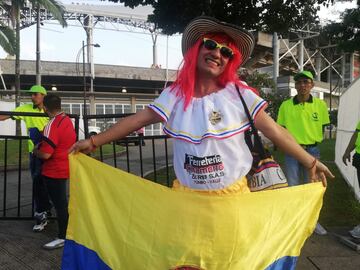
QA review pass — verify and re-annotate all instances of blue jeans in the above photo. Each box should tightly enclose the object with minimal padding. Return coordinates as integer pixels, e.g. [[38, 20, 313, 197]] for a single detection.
[[30, 153, 52, 213], [284, 146, 320, 186]]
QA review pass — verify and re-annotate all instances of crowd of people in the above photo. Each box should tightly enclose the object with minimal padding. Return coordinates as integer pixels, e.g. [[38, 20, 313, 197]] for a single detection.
[[0, 16, 359, 261]]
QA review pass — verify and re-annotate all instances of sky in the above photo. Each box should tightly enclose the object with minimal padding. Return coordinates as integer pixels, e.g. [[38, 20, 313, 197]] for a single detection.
[[0, 0, 357, 70]]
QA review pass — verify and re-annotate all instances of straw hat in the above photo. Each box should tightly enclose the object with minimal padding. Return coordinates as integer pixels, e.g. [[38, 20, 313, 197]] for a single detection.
[[181, 16, 255, 65]]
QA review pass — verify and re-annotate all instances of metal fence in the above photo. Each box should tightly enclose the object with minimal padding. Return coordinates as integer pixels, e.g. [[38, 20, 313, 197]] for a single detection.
[[0, 111, 173, 219], [82, 113, 173, 180]]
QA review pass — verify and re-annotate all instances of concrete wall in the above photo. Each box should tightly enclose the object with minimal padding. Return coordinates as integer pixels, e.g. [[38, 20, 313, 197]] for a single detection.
[[0, 100, 27, 136], [0, 59, 178, 82]]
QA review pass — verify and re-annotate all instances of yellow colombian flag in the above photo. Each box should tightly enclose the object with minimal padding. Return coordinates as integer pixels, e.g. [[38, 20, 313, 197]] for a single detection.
[[62, 153, 325, 270]]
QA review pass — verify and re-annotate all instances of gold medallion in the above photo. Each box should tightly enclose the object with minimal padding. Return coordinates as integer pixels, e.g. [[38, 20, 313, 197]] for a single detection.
[[209, 110, 222, 125]]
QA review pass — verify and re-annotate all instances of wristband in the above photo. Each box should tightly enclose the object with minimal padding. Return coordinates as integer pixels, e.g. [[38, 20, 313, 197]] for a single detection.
[[90, 135, 97, 150], [309, 158, 317, 170]]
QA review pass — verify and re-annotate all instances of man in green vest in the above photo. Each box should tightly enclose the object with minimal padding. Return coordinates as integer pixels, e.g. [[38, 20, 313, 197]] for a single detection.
[[277, 70, 330, 235], [0, 85, 52, 231]]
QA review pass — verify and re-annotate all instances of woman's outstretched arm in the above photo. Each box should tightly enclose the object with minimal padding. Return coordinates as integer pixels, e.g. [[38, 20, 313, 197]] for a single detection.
[[69, 107, 163, 154]]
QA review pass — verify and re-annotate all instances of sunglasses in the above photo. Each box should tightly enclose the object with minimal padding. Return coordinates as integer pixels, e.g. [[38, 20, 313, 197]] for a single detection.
[[202, 38, 234, 59]]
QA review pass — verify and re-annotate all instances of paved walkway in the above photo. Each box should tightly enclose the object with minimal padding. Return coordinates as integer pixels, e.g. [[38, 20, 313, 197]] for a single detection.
[[0, 220, 62, 270], [0, 220, 359, 269]]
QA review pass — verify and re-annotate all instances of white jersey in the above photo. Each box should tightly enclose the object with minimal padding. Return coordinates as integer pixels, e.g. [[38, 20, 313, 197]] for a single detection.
[[149, 83, 267, 190]]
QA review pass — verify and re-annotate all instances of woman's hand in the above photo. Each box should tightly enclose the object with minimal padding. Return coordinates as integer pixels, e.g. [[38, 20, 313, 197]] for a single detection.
[[308, 159, 335, 187], [69, 139, 96, 154]]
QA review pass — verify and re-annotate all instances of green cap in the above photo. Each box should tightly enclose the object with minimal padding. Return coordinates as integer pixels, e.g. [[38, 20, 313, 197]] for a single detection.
[[294, 70, 314, 81], [28, 85, 47, 95]]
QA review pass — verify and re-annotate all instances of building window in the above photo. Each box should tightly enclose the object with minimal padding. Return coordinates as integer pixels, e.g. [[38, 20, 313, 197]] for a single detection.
[[135, 104, 163, 135], [124, 104, 131, 114], [62, 103, 89, 116], [72, 104, 81, 115], [62, 104, 70, 114], [62, 102, 163, 135]]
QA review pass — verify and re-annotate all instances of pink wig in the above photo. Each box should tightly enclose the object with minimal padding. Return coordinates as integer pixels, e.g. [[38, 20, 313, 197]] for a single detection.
[[171, 33, 254, 109]]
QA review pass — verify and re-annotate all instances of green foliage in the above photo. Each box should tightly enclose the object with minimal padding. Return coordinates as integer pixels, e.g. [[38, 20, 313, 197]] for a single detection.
[[108, 0, 334, 35], [272, 139, 360, 226], [261, 90, 290, 121], [2, 0, 68, 111], [241, 71, 276, 90], [32, 0, 68, 27], [3, 0, 68, 54], [321, 1, 360, 52], [0, 139, 29, 168], [91, 143, 124, 159], [2, 0, 67, 27], [0, 140, 123, 167], [240, 71, 289, 120], [0, 23, 15, 55], [105, 0, 153, 8]]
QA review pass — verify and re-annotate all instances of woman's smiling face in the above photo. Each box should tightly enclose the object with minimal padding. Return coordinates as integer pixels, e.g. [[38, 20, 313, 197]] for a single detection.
[[196, 36, 231, 79]]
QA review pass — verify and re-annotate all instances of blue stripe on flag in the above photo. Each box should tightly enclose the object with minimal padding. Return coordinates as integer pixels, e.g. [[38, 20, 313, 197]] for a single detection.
[[61, 239, 111, 270], [265, 256, 298, 270]]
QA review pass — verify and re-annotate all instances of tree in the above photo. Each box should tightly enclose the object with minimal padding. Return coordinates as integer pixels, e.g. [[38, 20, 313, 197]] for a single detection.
[[108, 0, 334, 35], [321, 0, 360, 52], [3, 0, 67, 134], [0, 13, 15, 55], [240, 71, 289, 120]]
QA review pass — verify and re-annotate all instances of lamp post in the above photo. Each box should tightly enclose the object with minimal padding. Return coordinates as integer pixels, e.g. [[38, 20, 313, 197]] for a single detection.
[[82, 40, 86, 118], [76, 41, 100, 137], [36, 4, 41, 85]]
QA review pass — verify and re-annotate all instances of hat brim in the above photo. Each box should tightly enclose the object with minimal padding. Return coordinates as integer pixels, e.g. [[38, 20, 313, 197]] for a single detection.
[[27, 89, 47, 95], [182, 16, 255, 65], [294, 73, 313, 81]]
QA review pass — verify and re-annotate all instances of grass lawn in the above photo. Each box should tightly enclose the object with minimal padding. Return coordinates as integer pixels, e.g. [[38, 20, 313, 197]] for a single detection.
[[145, 138, 360, 227], [0, 139, 28, 167], [91, 143, 125, 160], [273, 139, 360, 227], [0, 139, 123, 168]]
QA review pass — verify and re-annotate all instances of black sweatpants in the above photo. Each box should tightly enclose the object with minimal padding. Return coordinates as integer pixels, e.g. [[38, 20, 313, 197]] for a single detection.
[[353, 153, 360, 187], [42, 176, 68, 239], [30, 153, 52, 213]]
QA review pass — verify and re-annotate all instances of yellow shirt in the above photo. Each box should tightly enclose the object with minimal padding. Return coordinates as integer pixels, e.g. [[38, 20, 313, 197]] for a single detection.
[[355, 121, 360, 154], [277, 95, 330, 145], [12, 103, 49, 152]]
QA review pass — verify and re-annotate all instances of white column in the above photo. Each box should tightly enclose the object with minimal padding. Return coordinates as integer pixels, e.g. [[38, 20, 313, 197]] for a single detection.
[[350, 53, 355, 83], [298, 39, 304, 71], [341, 52, 346, 88], [272, 32, 279, 87], [315, 48, 321, 81]]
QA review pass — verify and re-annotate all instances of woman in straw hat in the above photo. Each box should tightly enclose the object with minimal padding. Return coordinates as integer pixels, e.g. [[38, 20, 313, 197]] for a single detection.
[[68, 16, 335, 270], [71, 16, 333, 191]]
